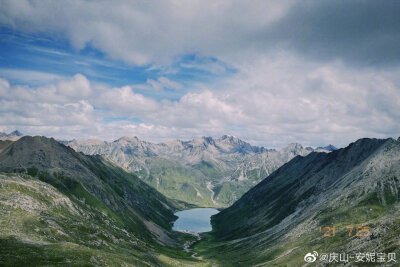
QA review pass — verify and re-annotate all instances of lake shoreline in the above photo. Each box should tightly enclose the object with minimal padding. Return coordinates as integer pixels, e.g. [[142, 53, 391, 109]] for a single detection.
[[172, 208, 219, 233]]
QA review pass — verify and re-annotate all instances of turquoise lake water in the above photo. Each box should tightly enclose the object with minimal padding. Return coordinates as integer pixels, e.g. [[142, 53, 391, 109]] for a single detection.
[[173, 208, 219, 232]]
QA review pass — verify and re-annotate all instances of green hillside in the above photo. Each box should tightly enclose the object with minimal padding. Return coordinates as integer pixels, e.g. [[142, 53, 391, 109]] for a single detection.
[[0, 137, 206, 266]]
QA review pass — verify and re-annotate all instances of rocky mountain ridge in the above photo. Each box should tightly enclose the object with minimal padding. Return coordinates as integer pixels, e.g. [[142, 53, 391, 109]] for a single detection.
[[195, 137, 400, 265], [64, 135, 334, 207]]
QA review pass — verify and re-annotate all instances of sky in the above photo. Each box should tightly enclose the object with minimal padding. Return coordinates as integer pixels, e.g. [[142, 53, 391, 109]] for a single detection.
[[0, 0, 399, 148]]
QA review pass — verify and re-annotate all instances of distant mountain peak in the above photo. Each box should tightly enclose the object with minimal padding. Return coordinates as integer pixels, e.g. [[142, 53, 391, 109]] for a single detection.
[[221, 134, 238, 140], [116, 136, 140, 141], [163, 139, 184, 146], [74, 138, 104, 146], [115, 136, 142, 144], [219, 135, 244, 145], [201, 136, 215, 143], [317, 144, 337, 151], [284, 143, 304, 150], [10, 130, 23, 136], [189, 136, 216, 148], [0, 130, 25, 140]]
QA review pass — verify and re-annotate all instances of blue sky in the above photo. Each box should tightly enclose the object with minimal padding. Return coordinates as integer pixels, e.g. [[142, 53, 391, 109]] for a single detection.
[[0, 1, 399, 148], [0, 26, 234, 100]]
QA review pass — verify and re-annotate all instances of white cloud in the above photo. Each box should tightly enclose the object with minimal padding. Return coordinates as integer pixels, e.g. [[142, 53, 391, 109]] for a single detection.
[[0, 75, 97, 133], [2, 0, 398, 68], [0, 69, 64, 85], [180, 60, 228, 75], [133, 77, 183, 91], [1, 0, 399, 148], [1, 61, 400, 147], [0, 0, 295, 66], [54, 74, 91, 98], [157, 77, 183, 90], [96, 85, 159, 114], [0, 74, 91, 104]]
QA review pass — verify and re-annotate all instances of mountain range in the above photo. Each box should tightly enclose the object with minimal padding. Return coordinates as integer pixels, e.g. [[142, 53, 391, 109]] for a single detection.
[[63, 135, 336, 207]]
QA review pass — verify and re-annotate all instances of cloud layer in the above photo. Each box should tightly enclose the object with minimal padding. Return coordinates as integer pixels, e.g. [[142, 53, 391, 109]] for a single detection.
[[2, 0, 398, 67], [0, 0, 399, 147], [1, 55, 399, 147]]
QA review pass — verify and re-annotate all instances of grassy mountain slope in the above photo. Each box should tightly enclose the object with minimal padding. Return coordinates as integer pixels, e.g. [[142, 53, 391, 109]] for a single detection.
[[0, 136, 204, 266], [139, 157, 216, 207], [195, 137, 400, 266]]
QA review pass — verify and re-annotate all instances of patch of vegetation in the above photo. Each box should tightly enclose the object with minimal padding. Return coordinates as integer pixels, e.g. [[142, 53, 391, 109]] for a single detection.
[[27, 166, 38, 177]]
